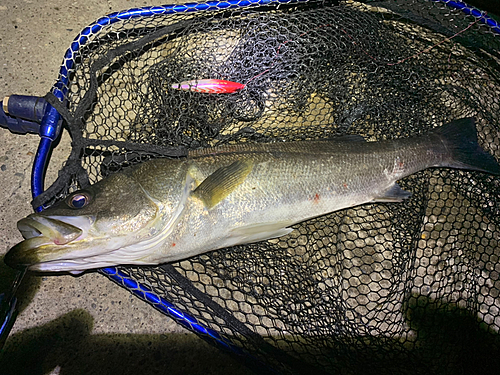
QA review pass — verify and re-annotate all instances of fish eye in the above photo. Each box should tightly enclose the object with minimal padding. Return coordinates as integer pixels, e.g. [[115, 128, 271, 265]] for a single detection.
[[67, 192, 90, 209]]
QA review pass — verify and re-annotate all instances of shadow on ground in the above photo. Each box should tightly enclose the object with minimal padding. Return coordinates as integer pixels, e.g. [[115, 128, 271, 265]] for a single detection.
[[0, 258, 253, 375], [3, 294, 500, 375], [0, 308, 254, 375], [2, 259, 500, 375]]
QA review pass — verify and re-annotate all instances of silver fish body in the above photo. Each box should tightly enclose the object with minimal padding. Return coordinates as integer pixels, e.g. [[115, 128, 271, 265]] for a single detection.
[[5, 118, 500, 272]]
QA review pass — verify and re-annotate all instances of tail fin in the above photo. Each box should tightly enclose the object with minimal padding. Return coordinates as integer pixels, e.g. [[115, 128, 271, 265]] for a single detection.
[[434, 118, 500, 175]]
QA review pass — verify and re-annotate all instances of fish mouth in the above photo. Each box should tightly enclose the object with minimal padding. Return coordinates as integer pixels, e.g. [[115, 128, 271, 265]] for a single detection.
[[4, 215, 86, 270]]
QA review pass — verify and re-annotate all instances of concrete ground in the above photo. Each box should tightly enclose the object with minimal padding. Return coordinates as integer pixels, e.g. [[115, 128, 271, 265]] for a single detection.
[[0, 1, 253, 374]]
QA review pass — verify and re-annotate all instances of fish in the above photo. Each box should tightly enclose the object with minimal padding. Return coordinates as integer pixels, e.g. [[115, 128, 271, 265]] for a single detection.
[[171, 79, 245, 94], [4, 118, 500, 272]]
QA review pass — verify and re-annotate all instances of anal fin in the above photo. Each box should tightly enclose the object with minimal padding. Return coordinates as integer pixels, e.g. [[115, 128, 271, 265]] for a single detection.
[[229, 222, 294, 245], [372, 183, 412, 203]]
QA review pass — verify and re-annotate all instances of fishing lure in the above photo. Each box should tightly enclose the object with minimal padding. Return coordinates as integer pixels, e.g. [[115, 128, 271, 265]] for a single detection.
[[171, 79, 245, 94]]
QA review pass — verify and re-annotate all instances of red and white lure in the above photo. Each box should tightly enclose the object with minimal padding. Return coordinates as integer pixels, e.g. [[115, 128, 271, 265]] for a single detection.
[[171, 79, 245, 94]]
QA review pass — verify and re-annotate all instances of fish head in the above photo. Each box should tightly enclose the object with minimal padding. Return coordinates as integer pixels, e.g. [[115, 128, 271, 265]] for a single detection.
[[4, 172, 159, 273]]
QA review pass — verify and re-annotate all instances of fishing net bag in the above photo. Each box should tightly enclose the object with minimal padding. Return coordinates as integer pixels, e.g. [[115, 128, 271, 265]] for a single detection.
[[35, 0, 500, 373]]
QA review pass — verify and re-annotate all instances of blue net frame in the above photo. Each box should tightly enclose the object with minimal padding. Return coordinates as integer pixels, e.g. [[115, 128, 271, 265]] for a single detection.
[[24, 0, 500, 371]]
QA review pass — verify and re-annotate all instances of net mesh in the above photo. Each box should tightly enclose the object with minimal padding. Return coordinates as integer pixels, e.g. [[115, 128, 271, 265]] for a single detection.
[[39, 0, 500, 373]]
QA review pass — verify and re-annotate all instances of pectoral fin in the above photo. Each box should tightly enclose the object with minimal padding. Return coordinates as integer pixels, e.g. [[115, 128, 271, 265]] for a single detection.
[[372, 183, 412, 202], [192, 159, 254, 208]]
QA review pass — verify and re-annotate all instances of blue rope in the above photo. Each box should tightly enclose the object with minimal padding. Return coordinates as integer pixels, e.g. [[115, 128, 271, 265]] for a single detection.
[[100, 267, 245, 354]]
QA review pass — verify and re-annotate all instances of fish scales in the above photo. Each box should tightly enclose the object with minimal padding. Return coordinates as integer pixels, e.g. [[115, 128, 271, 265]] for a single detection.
[[5, 118, 500, 271], [147, 135, 444, 261]]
